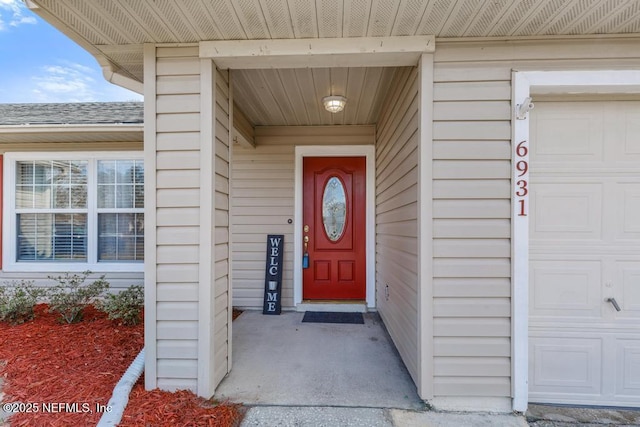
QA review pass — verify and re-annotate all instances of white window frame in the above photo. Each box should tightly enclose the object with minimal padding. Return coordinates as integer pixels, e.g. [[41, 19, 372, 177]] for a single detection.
[[3, 151, 144, 273]]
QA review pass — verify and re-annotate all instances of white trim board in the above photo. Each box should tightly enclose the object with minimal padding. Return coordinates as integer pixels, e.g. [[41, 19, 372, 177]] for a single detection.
[[293, 145, 376, 309], [201, 36, 434, 69], [510, 69, 640, 413]]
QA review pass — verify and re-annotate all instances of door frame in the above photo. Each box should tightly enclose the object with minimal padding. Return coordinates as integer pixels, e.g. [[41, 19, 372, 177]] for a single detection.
[[294, 145, 376, 308], [511, 69, 640, 412]]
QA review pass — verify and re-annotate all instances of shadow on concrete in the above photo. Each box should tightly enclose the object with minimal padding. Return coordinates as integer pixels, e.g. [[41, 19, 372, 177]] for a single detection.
[[215, 311, 424, 410]]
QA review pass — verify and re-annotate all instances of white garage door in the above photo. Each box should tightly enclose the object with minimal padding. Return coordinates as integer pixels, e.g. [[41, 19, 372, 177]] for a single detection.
[[529, 100, 640, 407]]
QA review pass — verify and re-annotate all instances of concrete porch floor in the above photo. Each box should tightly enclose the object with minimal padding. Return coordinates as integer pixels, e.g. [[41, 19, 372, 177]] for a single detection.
[[214, 310, 424, 410]]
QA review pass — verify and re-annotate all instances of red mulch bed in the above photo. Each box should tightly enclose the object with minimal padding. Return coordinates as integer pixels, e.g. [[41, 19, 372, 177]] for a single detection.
[[0, 304, 242, 426]]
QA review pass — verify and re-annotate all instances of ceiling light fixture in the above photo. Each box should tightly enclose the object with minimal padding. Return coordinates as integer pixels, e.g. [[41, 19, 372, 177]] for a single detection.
[[322, 95, 347, 113]]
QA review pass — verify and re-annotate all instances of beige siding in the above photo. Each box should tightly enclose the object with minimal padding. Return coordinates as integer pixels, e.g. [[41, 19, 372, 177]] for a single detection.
[[432, 45, 512, 401], [150, 48, 231, 395], [231, 125, 374, 308], [375, 66, 420, 384], [152, 46, 201, 391], [213, 69, 230, 386], [431, 38, 640, 403]]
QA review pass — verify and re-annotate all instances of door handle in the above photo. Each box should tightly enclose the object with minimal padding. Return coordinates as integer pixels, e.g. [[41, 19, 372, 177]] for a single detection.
[[606, 297, 621, 312]]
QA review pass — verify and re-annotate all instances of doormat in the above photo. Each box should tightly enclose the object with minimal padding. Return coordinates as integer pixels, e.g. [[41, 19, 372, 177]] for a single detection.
[[302, 311, 364, 324]]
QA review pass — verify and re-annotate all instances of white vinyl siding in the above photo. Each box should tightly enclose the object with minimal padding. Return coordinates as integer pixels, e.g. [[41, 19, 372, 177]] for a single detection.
[[213, 68, 230, 387], [151, 46, 202, 392], [375, 66, 420, 385], [431, 38, 640, 408], [231, 125, 374, 308]]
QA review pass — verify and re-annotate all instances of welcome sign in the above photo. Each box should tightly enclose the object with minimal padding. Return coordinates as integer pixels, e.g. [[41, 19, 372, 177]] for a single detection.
[[263, 234, 284, 315]]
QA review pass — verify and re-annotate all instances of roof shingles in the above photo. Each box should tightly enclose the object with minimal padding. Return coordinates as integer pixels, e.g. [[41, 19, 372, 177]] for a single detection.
[[0, 102, 144, 126]]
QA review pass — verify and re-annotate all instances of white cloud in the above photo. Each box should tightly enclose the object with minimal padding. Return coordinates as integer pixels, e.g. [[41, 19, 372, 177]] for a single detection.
[[31, 62, 99, 102], [0, 0, 37, 31], [27, 60, 143, 103]]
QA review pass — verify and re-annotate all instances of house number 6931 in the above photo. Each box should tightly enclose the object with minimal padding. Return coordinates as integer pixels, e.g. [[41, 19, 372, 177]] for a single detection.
[[515, 140, 528, 216]]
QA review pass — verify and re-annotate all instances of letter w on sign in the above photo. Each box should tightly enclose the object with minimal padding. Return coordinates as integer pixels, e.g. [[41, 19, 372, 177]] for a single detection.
[[263, 234, 284, 315]]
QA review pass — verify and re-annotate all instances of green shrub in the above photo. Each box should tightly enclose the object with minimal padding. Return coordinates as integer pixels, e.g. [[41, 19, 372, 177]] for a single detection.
[[0, 281, 46, 324], [48, 271, 109, 323], [97, 285, 144, 326]]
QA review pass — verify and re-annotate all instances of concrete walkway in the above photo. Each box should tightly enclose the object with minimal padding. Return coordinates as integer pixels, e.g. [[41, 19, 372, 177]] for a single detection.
[[216, 310, 423, 409], [216, 310, 528, 426]]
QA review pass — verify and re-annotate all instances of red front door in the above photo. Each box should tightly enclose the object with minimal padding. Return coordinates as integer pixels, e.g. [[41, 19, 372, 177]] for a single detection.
[[302, 157, 366, 300]]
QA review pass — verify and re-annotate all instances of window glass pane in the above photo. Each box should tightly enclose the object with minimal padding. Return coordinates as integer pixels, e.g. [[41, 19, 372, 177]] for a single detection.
[[17, 213, 87, 261], [98, 184, 115, 209], [116, 184, 134, 209], [134, 184, 144, 208], [98, 160, 116, 184], [35, 162, 52, 184], [117, 160, 135, 184], [16, 185, 33, 209], [98, 160, 142, 209], [134, 162, 144, 184], [322, 177, 347, 242], [33, 185, 52, 209], [70, 161, 87, 184], [16, 162, 34, 184], [16, 161, 87, 210], [53, 185, 70, 209], [70, 184, 87, 208], [98, 213, 144, 262]]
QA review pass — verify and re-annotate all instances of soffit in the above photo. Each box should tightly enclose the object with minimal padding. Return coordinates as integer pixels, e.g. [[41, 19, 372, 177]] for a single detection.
[[32, 0, 640, 84], [29, 0, 640, 126], [232, 67, 399, 126], [0, 126, 143, 144]]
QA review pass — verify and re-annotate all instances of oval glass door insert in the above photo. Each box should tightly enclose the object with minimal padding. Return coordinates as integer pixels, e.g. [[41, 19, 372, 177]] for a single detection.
[[322, 177, 347, 241]]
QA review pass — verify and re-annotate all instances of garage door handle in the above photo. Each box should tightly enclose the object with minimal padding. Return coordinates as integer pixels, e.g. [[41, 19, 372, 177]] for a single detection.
[[606, 297, 621, 312]]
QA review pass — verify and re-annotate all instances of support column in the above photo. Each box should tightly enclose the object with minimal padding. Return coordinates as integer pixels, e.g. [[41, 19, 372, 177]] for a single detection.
[[417, 53, 434, 400]]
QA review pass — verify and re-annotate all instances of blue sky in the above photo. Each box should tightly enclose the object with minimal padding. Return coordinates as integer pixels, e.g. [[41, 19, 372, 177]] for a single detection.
[[0, 0, 142, 103]]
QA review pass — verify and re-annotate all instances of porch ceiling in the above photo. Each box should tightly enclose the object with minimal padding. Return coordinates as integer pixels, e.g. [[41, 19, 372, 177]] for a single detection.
[[29, 0, 640, 126]]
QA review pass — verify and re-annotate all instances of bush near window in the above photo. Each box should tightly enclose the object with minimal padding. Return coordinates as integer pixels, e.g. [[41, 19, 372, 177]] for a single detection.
[[96, 285, 144, 326], [0, 280, 46, 324], [48, 271, 109, 324]]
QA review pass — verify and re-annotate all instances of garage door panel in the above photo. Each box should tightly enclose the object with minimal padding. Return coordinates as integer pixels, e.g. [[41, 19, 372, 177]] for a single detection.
[[617, 261, 640, 319], [616, 340, 640, 397], [530, 100, 640, 408], [529, 337, 602, 394], [530, 260, 602, 319], [616, 183, 640, 239], [531, 183, 602, 240], [622, 111, 640, 155], [531, 103, 604, 163], [610, 104, 640, 163]]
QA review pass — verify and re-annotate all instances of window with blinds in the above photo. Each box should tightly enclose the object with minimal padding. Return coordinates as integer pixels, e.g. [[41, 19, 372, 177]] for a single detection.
[[97, 160, 144, 262], [16, 160, 88, 261], [8, 154, 144, 270]]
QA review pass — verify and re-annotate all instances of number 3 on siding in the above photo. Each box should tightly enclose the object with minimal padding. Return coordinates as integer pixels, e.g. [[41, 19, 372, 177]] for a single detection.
[[515, 141, 528, 217]]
